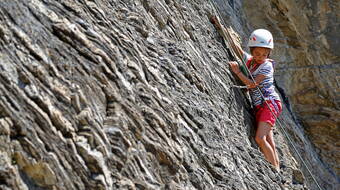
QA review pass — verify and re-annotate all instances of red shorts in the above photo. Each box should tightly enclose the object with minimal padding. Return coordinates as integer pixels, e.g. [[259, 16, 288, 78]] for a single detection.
[[255, 100, 282, 127]]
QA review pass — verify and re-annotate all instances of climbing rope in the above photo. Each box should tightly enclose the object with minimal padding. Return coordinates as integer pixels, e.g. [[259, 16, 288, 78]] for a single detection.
[[232, 85, 248, 89], [208, 1, 324, 190]]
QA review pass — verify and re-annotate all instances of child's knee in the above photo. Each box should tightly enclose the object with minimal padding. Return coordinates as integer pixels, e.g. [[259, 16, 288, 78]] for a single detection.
[[255, 135, 266, 145]]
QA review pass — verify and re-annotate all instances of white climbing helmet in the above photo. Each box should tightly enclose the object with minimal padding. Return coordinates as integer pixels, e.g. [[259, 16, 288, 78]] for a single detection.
[[247, 29, 274, 49]]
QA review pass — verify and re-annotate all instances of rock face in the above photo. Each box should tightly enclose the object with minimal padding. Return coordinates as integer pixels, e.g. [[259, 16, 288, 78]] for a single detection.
[[0, 0, 338, 190]]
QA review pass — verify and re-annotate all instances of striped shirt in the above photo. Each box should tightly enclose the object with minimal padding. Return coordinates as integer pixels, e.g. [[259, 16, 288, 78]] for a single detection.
[[243, 52, 280, 106]]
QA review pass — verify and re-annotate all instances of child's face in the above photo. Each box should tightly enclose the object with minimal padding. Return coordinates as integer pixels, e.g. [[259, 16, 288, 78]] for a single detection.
[[251, 47, 270, 64]]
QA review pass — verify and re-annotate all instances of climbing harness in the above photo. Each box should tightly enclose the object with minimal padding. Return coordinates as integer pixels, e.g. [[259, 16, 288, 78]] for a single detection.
[[208, 1, 324, 190]]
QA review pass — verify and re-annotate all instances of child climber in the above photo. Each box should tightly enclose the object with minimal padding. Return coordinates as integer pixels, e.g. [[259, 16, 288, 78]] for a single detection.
[[229, 29, 282, 171]]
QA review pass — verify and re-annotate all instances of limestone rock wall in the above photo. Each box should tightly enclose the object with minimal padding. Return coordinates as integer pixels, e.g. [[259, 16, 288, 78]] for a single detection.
[[0, 0, 339, 190]]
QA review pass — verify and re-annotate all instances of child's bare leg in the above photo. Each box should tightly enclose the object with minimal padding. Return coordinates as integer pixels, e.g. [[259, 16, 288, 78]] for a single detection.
[[267, 130, 279, 169], [255, 122, 277, 168]]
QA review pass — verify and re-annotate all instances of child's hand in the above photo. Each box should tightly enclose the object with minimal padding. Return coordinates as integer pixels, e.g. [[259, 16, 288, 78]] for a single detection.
[[229, 61, 241, 74], [247, 83, 258, 89]]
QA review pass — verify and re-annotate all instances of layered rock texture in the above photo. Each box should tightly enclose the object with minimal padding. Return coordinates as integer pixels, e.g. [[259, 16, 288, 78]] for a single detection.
[[0, 0, 339, 190]]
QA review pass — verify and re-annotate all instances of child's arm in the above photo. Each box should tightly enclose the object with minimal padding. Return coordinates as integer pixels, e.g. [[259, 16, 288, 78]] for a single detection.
[[212, 17, 244, 60], [223, 27, 244, 60], [229, 61, 265, 88], [229, 38, 244, 60]]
